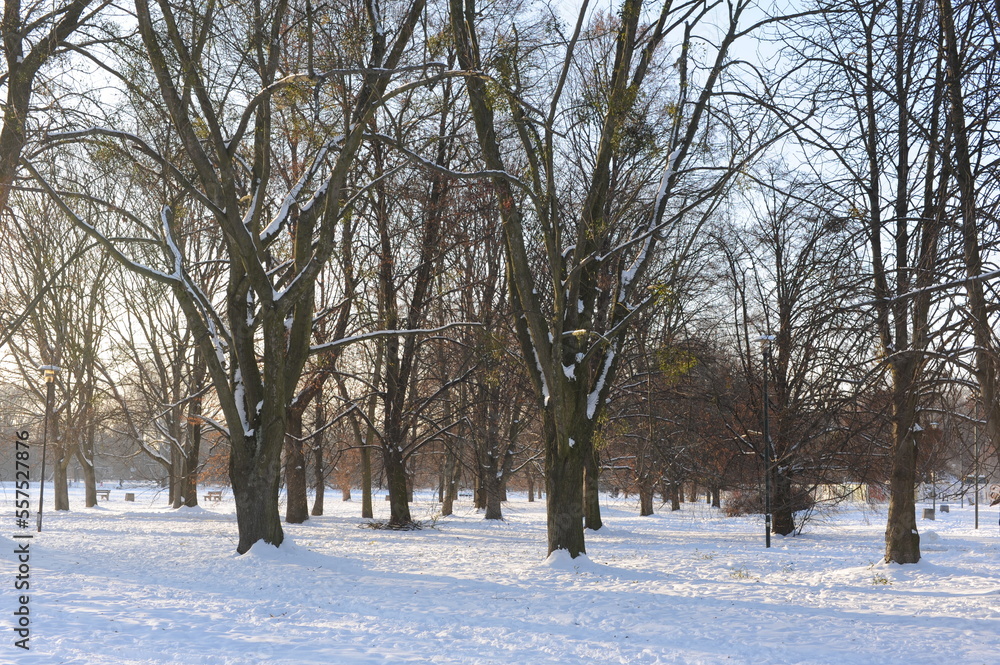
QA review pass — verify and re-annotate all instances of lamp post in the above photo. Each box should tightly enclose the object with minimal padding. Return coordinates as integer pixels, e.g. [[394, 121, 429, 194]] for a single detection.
[[759, 335, 774, 549], [36, 365, 59, 532]]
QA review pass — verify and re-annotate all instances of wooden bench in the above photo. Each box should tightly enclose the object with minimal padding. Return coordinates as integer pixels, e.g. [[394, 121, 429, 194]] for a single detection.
[[204, 490, 223, 502], [95, 490, 110, 501]]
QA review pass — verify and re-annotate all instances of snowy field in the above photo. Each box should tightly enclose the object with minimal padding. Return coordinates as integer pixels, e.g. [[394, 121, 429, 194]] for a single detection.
[[3, 484, 1000, 665]]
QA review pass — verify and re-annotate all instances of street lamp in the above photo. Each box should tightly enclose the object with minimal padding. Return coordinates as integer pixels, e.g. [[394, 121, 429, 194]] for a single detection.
[[758, 335, 775, 549], [36, 365, 59, 532]]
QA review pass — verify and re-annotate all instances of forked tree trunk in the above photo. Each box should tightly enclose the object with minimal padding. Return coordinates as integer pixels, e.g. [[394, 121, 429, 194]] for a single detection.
[[544, 416, 586, 557], [230, 430, 285, 554]]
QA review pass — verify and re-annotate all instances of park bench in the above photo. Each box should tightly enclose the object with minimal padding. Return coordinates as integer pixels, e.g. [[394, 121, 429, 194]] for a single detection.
[[95, 490, 110, 501], [204, 490, 223, 502]]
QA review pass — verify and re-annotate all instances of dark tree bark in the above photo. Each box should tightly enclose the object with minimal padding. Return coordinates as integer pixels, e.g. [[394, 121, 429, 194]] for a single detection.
[[583, 447, 603, 530], [312, 399, 327, 515], [771, 468, 794, 536], [284, 407, 310, 524], [441, 445, 461, 516], [53, 430, 71, 512], [639, 486, 654, 516], [360, 446, 373, 519], [450, 0, 749, 558], [384, 446, 411, 525]]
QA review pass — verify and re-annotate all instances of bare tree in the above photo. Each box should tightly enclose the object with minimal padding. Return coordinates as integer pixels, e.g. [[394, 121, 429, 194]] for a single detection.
[[449, 0, 772, 556], [785, 0, 949, 562], [26, 0, 431, 552], [0, 0, 107, 213], [3, 190, 115, 509]]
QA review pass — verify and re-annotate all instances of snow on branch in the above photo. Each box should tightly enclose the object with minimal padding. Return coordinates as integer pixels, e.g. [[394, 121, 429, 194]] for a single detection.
[[260, 135, 344, 244], [309, 322, 482, 355]]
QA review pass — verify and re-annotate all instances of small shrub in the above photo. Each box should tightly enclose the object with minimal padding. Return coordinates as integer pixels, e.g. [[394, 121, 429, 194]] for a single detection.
[[871, 571, 891, 585], [868, 561, 892, 586], [730, 565, 752, 580]]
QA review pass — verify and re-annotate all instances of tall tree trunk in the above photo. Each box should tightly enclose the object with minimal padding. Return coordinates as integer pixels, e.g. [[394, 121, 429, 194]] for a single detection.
[[939, 0, 1000, 467], [230, 429, 284, 553], [284, 408, 309, 524], [80, 420, 97, 507], [441, 445, 460, 516], [360, 446, 373, 519], [540, 411, 596, 556], [170, 437, 182, 508], [545, 427, 585, 557], [884, 360, 921, 563], [311, 398, 326, 515], [184, 414, 202, 508]]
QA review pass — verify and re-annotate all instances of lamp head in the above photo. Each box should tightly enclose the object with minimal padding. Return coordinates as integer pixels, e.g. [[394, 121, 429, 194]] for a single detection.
[[39, 365, 60, 383]]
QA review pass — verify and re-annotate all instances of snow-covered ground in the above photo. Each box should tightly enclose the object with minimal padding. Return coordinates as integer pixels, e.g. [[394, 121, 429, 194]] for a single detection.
[[3, 484, 999, 664]]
